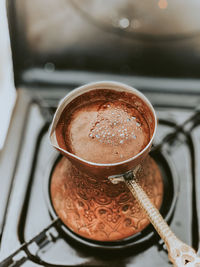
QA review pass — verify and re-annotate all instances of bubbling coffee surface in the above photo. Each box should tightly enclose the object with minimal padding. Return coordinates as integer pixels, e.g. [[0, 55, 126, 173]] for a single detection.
[[56, 89, 150, 164]]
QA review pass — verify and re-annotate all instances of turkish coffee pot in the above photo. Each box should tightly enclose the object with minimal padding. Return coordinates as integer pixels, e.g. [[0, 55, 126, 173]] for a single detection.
[[50, 81, 200, 266]]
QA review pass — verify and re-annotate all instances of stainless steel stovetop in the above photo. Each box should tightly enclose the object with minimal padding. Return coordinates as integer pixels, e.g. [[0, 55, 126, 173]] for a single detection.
[[1, 73, 200, 266]]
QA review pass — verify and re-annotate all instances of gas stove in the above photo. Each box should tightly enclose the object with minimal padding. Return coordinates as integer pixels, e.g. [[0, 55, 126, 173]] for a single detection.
[[1, 74, 200, 266]]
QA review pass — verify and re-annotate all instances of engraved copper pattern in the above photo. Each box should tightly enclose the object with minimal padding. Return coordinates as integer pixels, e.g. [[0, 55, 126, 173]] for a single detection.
[[50, 155, 163, 241]]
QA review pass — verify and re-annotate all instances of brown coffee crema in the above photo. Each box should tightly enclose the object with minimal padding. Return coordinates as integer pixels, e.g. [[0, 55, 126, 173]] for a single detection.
[[56, 89, 153, 164]]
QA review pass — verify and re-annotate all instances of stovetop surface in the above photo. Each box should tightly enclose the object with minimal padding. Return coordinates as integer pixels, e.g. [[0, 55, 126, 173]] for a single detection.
[[1, 80, 200, 266]]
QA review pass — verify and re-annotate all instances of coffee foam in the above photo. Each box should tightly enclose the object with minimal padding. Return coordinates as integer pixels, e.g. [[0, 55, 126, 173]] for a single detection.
[[56, 89, 151, 164]]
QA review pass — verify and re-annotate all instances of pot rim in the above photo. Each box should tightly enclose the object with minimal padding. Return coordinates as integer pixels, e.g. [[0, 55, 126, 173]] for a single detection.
[[49, 81, 157, 168]]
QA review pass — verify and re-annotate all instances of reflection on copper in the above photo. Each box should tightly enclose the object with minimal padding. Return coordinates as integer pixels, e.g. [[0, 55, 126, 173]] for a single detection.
[[50, 155, 163, 241]]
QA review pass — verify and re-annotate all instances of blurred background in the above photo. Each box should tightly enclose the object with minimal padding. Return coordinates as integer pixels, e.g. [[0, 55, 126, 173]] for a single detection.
[[8, 0, 200, 82]]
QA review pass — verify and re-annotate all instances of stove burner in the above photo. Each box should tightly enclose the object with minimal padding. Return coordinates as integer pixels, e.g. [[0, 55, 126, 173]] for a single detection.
[[3, 89, 199, 266], [46, 152, 177, 249]]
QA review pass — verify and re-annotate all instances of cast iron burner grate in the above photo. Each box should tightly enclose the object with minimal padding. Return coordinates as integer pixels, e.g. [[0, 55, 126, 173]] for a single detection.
[[1, 93, 200, 266]]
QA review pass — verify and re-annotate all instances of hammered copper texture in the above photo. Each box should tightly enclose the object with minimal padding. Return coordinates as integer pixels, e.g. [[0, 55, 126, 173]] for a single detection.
[[50, 156, 163, 241]]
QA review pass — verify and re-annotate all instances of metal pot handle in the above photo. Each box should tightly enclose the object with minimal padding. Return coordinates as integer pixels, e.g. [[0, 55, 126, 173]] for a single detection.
[[109, 168, 200, 267]]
